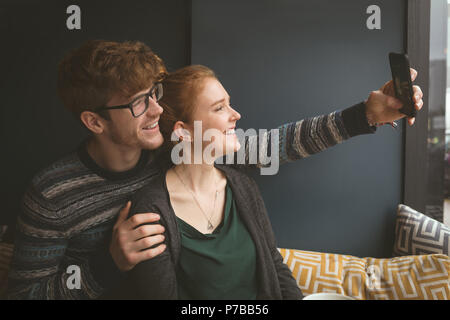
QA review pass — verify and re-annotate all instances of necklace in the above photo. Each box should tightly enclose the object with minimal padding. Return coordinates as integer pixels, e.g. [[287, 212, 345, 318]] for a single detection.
[[173, 166, 219, 231]]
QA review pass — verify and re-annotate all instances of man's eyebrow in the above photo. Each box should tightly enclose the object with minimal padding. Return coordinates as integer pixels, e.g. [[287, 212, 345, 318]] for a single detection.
[[132, 91, 148, 100], [129, 93, 144, 102], [130, 87, 152, 102]]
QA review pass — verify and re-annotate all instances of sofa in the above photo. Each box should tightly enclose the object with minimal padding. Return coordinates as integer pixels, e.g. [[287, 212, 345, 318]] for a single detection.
[[279, 204, 450, 300], [279, 250, 449, 299], [1, 204, 449, 300]]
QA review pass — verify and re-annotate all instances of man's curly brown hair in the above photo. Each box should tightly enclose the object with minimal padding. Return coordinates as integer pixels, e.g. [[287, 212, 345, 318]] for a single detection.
[[57, 40, 167, 118]]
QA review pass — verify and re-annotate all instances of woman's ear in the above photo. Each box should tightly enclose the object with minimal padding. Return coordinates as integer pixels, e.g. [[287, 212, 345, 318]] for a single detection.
[[173, 121, 192, 142], [80, 111, 106, 134]]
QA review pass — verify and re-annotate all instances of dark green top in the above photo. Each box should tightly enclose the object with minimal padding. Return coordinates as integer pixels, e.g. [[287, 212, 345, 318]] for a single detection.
[[175, 182, 258, 300]]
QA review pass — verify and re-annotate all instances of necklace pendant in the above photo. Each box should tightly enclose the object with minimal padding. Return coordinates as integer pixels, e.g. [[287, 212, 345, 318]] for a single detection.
[[207, 221, 214, 230]]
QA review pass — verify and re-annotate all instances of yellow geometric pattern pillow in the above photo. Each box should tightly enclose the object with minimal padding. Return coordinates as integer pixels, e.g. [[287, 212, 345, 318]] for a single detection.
[[279, 248, 450, 300]]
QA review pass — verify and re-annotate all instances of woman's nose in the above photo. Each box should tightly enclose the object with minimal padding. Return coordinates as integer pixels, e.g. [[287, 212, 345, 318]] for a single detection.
[[230, 107, 241, 121], [234, 110, 241, 121]]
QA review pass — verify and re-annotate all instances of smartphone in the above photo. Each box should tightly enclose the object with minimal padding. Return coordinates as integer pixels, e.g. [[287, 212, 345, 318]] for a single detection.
[[388, 52, 416, 118]]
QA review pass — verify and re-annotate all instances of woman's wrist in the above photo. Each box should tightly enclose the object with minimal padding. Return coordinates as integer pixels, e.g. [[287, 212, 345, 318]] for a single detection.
[[341, 101, 377, 137], [364, 99, 379, 127]]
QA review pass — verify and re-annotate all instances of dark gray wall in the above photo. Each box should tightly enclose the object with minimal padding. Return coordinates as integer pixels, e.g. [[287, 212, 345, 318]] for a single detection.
[[192, 0, 406, 258], [2, 0, 407, 258], [0, 0, 189, 226]]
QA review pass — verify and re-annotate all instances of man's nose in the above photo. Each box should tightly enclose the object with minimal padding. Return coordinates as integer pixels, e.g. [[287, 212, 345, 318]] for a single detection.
[[146, 97, 163, 117]]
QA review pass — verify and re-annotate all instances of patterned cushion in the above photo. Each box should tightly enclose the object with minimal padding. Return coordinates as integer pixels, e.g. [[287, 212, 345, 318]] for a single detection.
[[279, 248, 450, 300], [393, 204, 449, 257]]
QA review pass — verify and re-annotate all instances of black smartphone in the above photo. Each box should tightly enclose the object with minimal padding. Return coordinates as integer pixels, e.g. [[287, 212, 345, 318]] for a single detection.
[[388, 52, 416, 118]]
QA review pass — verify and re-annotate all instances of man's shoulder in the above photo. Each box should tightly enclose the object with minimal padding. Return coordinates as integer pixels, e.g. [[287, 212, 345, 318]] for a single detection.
[[29, 151, 89, 199], [19, 152, 87, 225]]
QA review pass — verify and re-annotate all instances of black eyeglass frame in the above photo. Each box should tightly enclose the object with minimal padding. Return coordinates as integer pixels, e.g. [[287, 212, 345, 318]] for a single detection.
[[95, 82, 163, 118]]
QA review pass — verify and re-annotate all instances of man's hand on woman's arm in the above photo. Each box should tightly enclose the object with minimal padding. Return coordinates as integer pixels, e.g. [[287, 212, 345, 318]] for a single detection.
[[109, 201, 166, 272]]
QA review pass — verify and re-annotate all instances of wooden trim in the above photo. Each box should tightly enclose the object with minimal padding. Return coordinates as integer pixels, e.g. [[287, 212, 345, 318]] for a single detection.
[[405, 0, 447, 220], [404, 0, 431, 212]]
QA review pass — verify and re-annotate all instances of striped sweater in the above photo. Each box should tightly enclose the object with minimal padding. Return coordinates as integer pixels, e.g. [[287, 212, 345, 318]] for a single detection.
[[7, 102, 375, 299]]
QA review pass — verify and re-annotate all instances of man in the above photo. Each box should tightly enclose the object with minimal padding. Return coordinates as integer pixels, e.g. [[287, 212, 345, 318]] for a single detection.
[[7, 40, 423, 299]]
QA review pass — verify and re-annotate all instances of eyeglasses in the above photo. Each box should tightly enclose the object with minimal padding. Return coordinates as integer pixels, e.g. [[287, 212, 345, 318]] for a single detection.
[[95, 82, 163, 118]]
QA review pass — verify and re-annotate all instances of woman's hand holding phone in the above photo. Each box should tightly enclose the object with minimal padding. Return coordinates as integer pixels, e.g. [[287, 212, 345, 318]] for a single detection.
[[364, 67, 423, 128]]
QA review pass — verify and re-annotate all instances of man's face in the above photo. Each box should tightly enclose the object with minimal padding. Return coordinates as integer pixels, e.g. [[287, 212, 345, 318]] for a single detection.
[[102, 86, 164, 150]]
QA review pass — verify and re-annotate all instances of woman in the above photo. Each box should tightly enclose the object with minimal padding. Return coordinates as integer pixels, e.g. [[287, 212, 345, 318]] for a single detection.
[[127, 65, 303, 300]]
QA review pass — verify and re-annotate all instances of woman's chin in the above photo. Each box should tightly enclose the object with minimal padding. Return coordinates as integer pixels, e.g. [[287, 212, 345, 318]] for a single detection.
[[207, 141, 241, 163], [222, 142, 241, 157]]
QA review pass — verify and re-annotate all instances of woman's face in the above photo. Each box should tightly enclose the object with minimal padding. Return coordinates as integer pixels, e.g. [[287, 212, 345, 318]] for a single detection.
[[183, 77, 241, 160]]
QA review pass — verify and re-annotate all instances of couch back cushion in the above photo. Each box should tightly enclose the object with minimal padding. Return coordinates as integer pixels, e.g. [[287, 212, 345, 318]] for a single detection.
[[393, 204, 449, 257], [279, 248, 450, 300]]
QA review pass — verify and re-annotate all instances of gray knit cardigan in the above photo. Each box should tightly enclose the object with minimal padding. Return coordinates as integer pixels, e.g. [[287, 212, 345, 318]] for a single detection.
[[126, 163, 304, 300]]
